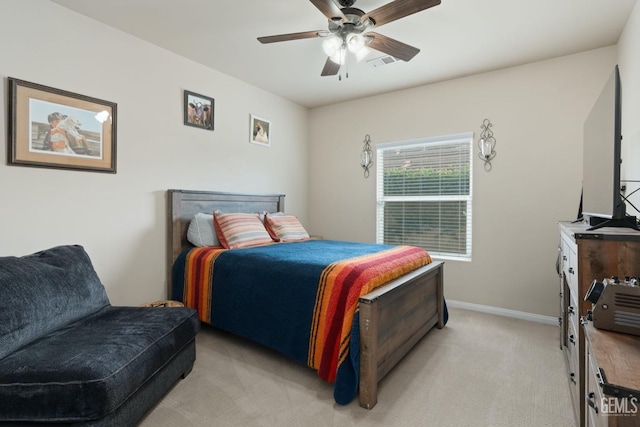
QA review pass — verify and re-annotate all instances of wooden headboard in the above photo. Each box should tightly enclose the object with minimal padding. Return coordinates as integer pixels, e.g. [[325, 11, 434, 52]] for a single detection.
[[166, 189, 285, 293]]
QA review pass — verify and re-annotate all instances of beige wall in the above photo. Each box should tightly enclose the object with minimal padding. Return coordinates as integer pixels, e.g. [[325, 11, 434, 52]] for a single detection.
[[308, 47, 618, 318], [619, 1, 640, 209], [0, 1, 309, 304], [2, 1, 636, 318]]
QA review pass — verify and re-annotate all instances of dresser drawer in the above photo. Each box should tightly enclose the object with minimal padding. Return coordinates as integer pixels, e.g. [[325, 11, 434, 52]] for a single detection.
[[586, 352, 607, 427], [561, 234, 578, 301], [568, 291, 579, 338], [566, 319, 580, 415], [567, 320, 579, 377]]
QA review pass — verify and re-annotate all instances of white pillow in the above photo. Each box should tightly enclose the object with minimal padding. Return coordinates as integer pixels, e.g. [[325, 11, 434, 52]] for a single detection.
[[187, 213, 220, 247]]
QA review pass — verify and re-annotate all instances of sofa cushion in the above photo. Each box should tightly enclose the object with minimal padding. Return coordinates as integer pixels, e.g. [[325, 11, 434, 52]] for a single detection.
[[0, 245, 110, 360], [0, 305, 200, 423]]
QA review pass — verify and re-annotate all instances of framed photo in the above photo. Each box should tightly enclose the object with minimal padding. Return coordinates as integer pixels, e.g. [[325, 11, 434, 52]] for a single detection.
[[7, 78, 117, 173], [184, 90, 214, 130], [250, 115, 271, 147]]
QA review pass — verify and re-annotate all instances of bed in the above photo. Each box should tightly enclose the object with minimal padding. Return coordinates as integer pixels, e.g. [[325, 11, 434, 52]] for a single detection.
[[167, 189, 446, 409]]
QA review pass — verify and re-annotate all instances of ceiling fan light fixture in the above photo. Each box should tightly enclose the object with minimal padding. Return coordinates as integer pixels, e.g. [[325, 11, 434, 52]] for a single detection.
[[257, 0, 442, 78], [329, 47, 346, 65], [355, 46, 370, 62], [322, 35, 342, 56], [346, 33, 365, 53]]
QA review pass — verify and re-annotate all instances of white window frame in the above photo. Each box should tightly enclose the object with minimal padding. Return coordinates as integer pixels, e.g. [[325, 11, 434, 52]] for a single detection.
[[376, 132, 473, 261]]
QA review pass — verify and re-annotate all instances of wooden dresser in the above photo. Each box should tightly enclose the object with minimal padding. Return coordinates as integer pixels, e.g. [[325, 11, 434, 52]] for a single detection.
[[558, 222, 640, 427]]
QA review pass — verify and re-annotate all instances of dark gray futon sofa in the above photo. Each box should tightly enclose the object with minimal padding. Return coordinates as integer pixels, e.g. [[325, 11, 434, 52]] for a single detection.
[[0, 245, 200, 426]]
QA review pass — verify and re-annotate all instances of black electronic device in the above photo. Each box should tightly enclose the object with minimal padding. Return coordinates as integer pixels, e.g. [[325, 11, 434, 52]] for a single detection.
[[585, 279, 605, 304], [582, 65, 639, 231]]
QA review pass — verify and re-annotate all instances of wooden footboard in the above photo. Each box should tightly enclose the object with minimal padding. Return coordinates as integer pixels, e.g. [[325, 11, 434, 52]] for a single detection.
[[358, 260, 444, 409]]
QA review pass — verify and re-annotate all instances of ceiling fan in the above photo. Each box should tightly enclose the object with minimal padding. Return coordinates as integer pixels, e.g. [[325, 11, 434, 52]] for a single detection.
[[257, 0, 441, 78]]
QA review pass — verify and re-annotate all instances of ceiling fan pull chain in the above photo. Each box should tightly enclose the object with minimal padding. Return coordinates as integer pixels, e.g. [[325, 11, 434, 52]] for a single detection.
[[346, 53, 349, 79]]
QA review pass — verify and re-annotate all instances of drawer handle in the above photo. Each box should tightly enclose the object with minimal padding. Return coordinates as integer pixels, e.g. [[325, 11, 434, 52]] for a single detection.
[[569, 335, 576, 345], [587, 392, 599, 414], [568, 306, 575, 315], [569, 372, 576, 384], [563, 255, 567, 261], [568, 267, 575, 274]]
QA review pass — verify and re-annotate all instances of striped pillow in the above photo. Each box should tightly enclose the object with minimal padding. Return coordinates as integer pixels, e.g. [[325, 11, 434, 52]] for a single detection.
[[214, 212, 275, 249], [264, 214, 310, 242]]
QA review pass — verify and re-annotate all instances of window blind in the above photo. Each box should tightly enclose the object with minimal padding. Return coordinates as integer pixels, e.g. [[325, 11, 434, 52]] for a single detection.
[[376, 133, 473, 260]]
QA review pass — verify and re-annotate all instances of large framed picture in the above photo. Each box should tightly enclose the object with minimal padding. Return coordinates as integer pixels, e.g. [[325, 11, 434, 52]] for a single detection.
[[250, 114, 271, 147], [7, 78, 117, 173], [184, 90, 214, 130]]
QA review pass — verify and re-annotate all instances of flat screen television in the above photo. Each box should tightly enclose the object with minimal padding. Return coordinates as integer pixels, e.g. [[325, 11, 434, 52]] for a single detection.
[[582, 65, 638, 230]]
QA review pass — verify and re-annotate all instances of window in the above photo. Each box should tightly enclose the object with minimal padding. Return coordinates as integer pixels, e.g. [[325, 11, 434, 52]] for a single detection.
[[376, 133, 473, 260]]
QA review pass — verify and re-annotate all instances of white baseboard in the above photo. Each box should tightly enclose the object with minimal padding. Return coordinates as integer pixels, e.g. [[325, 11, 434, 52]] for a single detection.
[[447, 299, 558, 326]]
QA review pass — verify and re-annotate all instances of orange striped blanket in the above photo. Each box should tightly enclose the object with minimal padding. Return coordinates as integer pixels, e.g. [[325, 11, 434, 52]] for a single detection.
[[172, 240, 431, 404], [308, 245, 431, 381]]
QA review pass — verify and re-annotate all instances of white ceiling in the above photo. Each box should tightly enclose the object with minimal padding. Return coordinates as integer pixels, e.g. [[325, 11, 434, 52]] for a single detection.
[[51, 0, 636, 108]]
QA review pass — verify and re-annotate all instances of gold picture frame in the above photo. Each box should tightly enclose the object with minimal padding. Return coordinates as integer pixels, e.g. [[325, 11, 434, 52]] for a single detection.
[[8, 78, 117, 173]]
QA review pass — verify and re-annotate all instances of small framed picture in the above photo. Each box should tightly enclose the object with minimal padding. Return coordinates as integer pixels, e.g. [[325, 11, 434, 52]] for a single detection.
[[8, 78, 117, 173], [184, 90, 214, 131], [250, 115, 271, 147]]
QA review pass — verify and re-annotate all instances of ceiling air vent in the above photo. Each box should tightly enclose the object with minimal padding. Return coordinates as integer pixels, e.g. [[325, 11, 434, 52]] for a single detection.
[[367, 56, 398, 68]]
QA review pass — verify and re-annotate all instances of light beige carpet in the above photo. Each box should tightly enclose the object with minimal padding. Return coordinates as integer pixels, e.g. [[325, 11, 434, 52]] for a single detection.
[[140, 308, 575, 427]]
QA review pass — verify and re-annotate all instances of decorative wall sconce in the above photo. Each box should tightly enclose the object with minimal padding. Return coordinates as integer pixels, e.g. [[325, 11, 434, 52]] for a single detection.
[[478, 119, 497, 171], [361, 134, 373, 178]]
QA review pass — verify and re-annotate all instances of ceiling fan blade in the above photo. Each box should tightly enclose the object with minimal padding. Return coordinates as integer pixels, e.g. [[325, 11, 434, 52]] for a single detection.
[[366, 32, 420, 61], [309, 0, 346, 21], [258, 30, 327, 44], [321, 57, 340, 76], [363, 0, 441, 28]]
